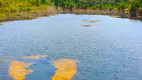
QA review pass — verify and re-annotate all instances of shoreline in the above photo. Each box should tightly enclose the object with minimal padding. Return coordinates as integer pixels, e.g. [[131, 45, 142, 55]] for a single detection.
[[0, 9, 142, 23], [0, 7, 59, 23], [71, 9, 142, 20], [0, 12, 57, 23]]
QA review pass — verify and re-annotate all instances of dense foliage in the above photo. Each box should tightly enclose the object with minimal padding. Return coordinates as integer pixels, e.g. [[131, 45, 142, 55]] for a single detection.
[[52, 0, 142, 17], [0, 0, 142, 18], [0, 0, 53, 12]]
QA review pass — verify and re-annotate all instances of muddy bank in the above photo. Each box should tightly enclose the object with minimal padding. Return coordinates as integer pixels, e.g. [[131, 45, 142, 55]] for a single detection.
[[70, 9, 142, 20]]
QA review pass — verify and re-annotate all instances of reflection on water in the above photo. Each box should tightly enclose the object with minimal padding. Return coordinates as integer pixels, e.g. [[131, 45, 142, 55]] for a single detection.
[[8, 55, 77, 80]]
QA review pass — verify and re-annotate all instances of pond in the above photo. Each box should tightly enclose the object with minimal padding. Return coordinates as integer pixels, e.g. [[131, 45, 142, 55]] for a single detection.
[[0, 14, 142, 80]]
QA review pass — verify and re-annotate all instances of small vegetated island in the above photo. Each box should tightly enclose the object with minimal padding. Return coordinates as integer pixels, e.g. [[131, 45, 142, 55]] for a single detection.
[[0, 0, 142, 21]]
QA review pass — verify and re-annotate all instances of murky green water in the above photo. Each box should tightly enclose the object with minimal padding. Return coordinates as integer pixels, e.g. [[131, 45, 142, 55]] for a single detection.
[[0, 14, 142, 80]]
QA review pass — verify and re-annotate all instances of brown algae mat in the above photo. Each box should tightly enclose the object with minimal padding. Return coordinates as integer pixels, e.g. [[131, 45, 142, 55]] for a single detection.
[[84, 20, 100, 23]]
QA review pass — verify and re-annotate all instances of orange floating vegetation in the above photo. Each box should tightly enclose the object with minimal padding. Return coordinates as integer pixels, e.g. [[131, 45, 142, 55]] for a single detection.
[[8, 55, 77, 80], [21, 55, 48, 59], [9, 61, 34, 80], [52, 59, 77, 80]]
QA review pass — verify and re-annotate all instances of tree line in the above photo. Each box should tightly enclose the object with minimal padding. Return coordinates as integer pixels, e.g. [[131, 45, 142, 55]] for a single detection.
[[0, 0, 142, 18], [52, 0, 142, 18], [0, 0, 53, 13]]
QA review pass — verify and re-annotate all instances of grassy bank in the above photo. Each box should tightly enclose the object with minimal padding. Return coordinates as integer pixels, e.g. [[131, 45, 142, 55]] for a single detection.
[[0, 7, 142, 22], [0, 0, 58, 22], [0, 6, 58, 22], [70, 9, 142, 20], [71, 9, 120, 16]]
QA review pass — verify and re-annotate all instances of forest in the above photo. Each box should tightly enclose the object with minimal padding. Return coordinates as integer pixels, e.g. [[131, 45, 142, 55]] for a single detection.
[[52, 0, 142, 18], [0, 0, 142, 20]]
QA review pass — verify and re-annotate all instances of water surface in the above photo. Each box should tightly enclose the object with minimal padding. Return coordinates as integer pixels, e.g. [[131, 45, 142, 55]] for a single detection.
[[0, 14, 142, 80]]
